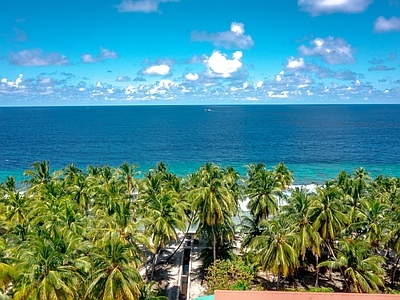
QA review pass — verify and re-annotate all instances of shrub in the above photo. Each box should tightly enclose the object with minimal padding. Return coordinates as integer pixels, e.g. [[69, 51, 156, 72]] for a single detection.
[[284, 287, 334, 293], [205, 258, 255, 293], [308, 287, 334, 293]]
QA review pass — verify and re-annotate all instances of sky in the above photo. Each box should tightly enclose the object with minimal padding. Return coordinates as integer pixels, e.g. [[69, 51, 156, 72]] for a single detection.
[[1, 0, 400, 106]]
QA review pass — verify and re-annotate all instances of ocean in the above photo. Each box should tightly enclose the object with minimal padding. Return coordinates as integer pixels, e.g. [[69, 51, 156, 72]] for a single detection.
[[1, 105, 400, 184]]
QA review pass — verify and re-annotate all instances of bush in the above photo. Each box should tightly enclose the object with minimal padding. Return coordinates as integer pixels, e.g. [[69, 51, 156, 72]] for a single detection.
[[205, 258, 255, 293], [284, 287, 334, 293], [308, 287, 334, 293], [386, 288, 400, 294]]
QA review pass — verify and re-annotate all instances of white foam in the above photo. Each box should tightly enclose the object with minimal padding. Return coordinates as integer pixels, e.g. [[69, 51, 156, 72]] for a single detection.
[[238, 183, 319, 212]]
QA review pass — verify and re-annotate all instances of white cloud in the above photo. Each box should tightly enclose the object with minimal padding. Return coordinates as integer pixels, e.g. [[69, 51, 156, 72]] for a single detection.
[[115, 0, 178, 13], [185, 73, 199, 81], [298, 0, 372, 15], [8, 49, 69, 66], [143, 64, 170, 76], [81, 47, 118, 64], [147, 79, 178, 95], [256, 80, 264, 88], [275, 71, 285, 82], [191, 22, 254, 49], [125, 85, 136, 94], [15, 74, 23, 86], [230, 22, 244, 34], [299, 37, 355, 65], [374, 16, 400, 32], [286, 57, 305, 69], [1, 74, 24, 88], [297, 63, 358, 80], [268, 91, 289, 98], [297, 84, 309, 88], [116, 76, 132, 82], [37, 76, 54, 85], [159, 79, 177, 88], [205, 51, 243, 77], [100, 48, 118, 59], [81, 54, 96, 63], [368, 65, 396, 71]]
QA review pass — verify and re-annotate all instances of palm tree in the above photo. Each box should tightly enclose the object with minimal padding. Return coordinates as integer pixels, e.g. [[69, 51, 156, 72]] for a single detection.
[[13, 236, 82, 300], [239, 214, 263, 249], [245, 163, 281, 222], [139, 172, 188, 279], [311, 180, 349, 257], [274, 162, 294, 190], [341, 169, 370, 228], [0, 237, 16, 297], [118, 162, 140, 199], [85, 233, 142, 300], [0, 262, 15, 298], [359, 198, 389, 252], [283, 187, 322, 286], [3, 190, 27, 227], [248, 218, 299, 290], [319, 239, 386, 293], [0, 176, 17, 195], [27, 180, 68, 234], [62, 163, 83, 185], [2, 190, 29, 242], [224, 165, 243, 209], [23, 160, 52, 193], [67, 172, 91, 215], [189, 163, 237, 266]]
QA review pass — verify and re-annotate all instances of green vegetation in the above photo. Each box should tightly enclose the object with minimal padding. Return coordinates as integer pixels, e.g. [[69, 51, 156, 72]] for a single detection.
[[285, 287, 335, 293], [1, 161, 400, 298], [205, 259, 255, 292]]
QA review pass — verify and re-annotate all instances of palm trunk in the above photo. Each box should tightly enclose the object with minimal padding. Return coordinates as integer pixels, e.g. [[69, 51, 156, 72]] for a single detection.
[[163, 220, 193, 265], [326, 240, 350, 291], [391, 255, 400, 288], [212, 224, 217, 266], [326, 240, 337, 259], [150, 246, 160, 281], [276, 270, 280, 290], [149, 253, 157, 281], [315, 254, 319, 287], [326, 241, 334, 281]]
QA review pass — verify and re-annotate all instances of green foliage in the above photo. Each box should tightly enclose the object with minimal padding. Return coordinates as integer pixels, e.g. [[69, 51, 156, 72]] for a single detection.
[[205, 258, 255, 293], [285, 287, 334, 293], [3, 161, 400, 296], [319, 238, 386, 293], [138, 281, 168, 300], [199, 240, 235, 270], [308, 287, 335, 293], [189, 163, 239, 265], [386, 288, 400, 294]]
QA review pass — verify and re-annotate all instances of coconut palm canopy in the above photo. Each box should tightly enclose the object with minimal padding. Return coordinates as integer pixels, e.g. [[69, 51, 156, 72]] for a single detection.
[[1, 161, 400, 299]]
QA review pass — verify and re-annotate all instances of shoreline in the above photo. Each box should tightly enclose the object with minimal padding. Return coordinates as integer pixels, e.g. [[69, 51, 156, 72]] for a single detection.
[[2, 162, 400, 185]]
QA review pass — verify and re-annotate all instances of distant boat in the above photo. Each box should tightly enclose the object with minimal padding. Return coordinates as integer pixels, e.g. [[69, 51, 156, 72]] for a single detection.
[[205, 108, 211, 112]]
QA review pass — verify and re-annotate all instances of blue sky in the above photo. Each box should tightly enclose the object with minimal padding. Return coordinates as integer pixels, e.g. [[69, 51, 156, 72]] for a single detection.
[[1, 0, 400, 105]]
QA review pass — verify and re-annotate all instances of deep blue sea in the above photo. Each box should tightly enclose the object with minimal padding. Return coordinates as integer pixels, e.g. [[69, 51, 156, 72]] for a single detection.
[[1, 105, 400, 184]]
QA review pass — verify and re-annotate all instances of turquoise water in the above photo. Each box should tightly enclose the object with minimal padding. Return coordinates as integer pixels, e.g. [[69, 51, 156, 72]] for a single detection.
[[1, 105, 400, 184]]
